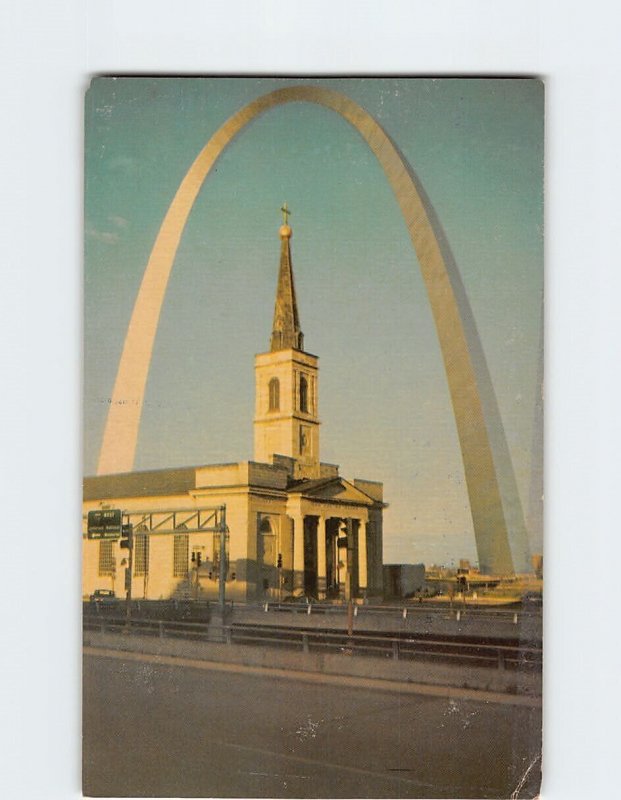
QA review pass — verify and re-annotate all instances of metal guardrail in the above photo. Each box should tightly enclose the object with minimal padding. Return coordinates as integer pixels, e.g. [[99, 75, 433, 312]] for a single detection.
[[84, 615, 211, 640], [83, 615, 541, 672], [249, 600, 541, 625], [83, 598, 540, 622], [228, 623, 541, 670]]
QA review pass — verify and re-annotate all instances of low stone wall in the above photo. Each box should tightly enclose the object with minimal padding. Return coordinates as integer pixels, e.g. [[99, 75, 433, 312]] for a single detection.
[[83, 629, 541, 699]]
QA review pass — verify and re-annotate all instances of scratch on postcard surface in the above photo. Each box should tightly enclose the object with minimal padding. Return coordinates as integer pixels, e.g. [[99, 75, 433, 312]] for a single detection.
[[247, 772, 308, 781], [295, 717, 322, 741], [510, 753, 540, 798], [441, 699, 478, 729]]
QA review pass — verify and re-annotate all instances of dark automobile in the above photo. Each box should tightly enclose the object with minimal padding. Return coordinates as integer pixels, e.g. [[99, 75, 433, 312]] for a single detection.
[[522, 591, 543, 607], [89, 589, 118, 604]]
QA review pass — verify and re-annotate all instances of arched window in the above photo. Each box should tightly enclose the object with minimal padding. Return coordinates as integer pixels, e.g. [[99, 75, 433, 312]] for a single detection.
[[268, 377, 280, 411], [299, 374, 308, 413], [258, 517, 276, 570], [259, 517, 273, 535]]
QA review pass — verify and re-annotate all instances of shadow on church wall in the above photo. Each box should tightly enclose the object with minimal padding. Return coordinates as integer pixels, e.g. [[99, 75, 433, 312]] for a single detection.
[[161, 558, 370, 603]]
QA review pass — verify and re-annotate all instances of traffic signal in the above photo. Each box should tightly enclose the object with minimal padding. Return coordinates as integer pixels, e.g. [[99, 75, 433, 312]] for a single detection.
[[120, 524, 133, 549], [196, 552, 202, 567], [338, 520, 350, 548], [277, 553, 282, 569]]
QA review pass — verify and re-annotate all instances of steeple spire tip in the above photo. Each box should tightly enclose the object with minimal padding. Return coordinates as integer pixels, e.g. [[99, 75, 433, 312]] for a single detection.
[[270, 205, 303, 352], [279, 202, 292, 239]]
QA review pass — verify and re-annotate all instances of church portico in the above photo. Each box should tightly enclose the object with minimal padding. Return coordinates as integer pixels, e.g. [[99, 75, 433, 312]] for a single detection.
[[285, 489, 372, 600]]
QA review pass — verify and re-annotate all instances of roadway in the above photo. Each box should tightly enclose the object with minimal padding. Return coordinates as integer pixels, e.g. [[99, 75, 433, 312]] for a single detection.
[[83, 651, 541, 798]]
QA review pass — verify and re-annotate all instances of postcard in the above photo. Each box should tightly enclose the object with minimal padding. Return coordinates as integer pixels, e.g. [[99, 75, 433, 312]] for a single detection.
[[83, 77, 543, 798]]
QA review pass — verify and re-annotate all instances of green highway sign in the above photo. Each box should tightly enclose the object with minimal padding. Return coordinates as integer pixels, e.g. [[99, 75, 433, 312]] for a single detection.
[[87, 509, 122, 539]]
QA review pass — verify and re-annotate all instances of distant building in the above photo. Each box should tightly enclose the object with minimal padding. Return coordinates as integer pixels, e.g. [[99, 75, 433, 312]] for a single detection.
[[83, 220, 385, 602], [531, 553, 543, 579], [383, 563, 426, 599]]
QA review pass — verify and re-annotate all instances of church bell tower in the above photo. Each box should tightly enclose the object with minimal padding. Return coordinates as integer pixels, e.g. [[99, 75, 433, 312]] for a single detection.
[[254, 208, 320, 479]]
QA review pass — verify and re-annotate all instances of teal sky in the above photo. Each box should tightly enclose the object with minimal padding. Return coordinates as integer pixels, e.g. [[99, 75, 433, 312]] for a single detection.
[[84, 77, 543, 567]]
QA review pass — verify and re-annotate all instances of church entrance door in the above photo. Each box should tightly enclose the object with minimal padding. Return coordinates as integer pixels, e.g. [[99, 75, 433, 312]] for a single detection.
[[258, 518, 278, 600]]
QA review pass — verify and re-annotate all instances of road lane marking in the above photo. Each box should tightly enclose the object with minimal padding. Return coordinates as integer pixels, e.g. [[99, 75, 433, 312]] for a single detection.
[[83, 646, 540, 707], [221, 739, 443, 791]]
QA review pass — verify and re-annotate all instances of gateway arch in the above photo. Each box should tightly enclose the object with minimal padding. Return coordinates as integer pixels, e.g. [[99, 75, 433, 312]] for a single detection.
[[96, 85, 531, 575]]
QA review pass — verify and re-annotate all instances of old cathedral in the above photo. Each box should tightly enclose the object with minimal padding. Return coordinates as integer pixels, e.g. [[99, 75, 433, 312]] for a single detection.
[[83, 216, 385, 602]]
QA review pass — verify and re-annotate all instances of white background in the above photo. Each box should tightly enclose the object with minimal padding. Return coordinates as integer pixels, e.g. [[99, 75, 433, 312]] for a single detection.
[[1, 2, 619, 797]]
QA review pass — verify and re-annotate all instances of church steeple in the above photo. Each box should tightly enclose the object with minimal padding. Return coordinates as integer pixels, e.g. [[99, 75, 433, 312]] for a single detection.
[[270, 205, 304, 352], [254, 209, 320, 478]]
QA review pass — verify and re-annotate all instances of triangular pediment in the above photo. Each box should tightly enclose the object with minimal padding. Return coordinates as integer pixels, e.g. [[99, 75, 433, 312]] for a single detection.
[[288, 477, 375, 506]]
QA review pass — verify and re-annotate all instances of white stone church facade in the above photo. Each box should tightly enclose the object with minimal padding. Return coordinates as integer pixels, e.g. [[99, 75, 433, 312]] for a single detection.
[[83, 220, 384, 602]]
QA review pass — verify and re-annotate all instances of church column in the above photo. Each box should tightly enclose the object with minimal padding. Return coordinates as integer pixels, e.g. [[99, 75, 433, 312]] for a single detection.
[[317, 515, 327, 599], [282, 514, 295, 597], [292, 514, 305, 593], [343, 517, 352, 601], [357, 520, 368, 597]]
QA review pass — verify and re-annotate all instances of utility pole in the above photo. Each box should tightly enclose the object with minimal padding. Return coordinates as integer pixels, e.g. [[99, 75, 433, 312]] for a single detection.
[[120, 522, 133, 628], [277, 552, 283, 603], [218, 506, 227, 611]]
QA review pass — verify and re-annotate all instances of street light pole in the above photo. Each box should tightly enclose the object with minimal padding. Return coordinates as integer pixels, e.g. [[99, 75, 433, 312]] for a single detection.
[[218, 506, 227, 611], [123, 522, 134, 628]]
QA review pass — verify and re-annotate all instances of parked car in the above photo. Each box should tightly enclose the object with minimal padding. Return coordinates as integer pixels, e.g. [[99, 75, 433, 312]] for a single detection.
[[522, 591, 543, 607], [89, 589, 118, 604]]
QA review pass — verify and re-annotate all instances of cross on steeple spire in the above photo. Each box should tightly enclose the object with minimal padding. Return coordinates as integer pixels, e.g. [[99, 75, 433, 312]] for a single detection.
[[270, 207, 303, 352], [281, 202, 292, 225]]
